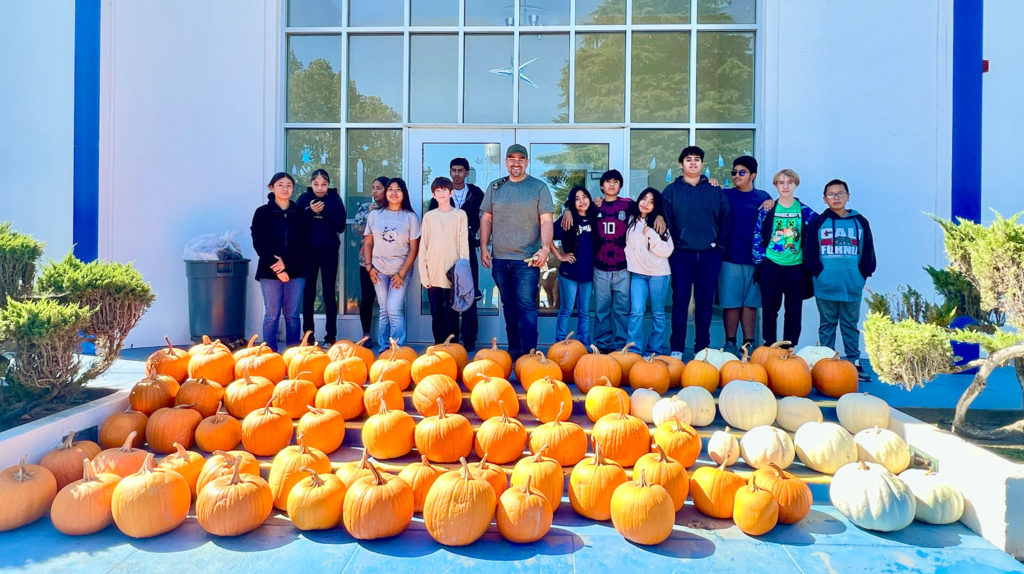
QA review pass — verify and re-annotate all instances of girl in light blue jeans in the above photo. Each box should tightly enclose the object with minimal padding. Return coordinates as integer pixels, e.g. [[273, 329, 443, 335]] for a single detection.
[[362, 177, 421, 349], [624, 188, 674, 355], [552, 186, 596, 346]]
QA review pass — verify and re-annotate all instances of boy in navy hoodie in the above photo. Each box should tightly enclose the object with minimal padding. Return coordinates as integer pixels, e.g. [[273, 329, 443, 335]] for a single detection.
[[803, 179, 876, 382]]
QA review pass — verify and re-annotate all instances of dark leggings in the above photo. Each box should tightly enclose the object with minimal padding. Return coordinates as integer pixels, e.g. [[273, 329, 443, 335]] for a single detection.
[[759, 260, 805, 346], [358, 265, 376, 336]]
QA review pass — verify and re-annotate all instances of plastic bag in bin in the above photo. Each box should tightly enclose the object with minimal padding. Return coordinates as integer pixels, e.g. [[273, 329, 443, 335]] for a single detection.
[[183, 230, 244, 261]]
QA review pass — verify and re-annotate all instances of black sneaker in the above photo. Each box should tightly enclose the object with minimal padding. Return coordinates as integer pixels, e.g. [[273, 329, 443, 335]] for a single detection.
[[856, 363, 872, 382]]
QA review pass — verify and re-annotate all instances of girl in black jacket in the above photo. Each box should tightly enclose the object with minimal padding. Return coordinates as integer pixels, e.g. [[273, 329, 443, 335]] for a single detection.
[[251, 172, 310, 351], [296, 169, 346, 345]]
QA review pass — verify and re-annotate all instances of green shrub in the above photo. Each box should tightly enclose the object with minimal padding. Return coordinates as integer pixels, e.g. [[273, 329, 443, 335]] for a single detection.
[[0, 222, 45, 307], [0, 297, 92, 402], [863, 312, 954, 390]]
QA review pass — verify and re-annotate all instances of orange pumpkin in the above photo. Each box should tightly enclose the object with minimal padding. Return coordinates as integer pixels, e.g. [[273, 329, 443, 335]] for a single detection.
[[474, 338, 513, 378], [268, 439, 331, 510], [546, 332, 588, 383], [574, 345, 621, 392], [591, 395, 650, 467], [397, 455, 446, 513], [719, 344, 768, 387], [40, 431, 102, 490], [196, 456, 273, 536], [654, 354, 685, 388], [342, 461, 414, 539], [375, 337, 418, 364], [529, 403, 587, 466], [99, 408, 148, 449], [415, 398, 474, 463], [271, 375, 319, 418], [474, 401, 528, 464], [733, 476, 779, 536], [633, 444, 689, 511], [463, 358, 505, 391], [362, 378, 404, 416], [233, 344, 287, 383], [314, 379, 365, 420], [427, 334, 469, 379], [50, 458, 120, 535], [157, 442, 205, 498], [424, 458, 497, 546], [609, 342, 643, 382], [497, 474, 552, 543], [111, 453, 191, 538], [652, 417, 703, 467], [223, 372, 275, 419], [751, 462, 812, 524], [282, 331, 318, 367], [510, 446, 563, 513], [629, 354, 672, 394], [240, 401, 294, 456], [765, 352, 812, 397], [411, 349, 459, 385], [174, 377, 225, 418], [146, 404, 203, 453], [681, 358, 719, 393], [412, 373, 462, 416], [92, 431, 148, 478], [369, 356, 413, 391], [689, 460, 746, 519], [0, 456, 58, 531], [324, 354, 368, 386], [147, 336, 190, 383], [187, 342, 236, 385], [468, 453, 508, 499], [470, 375, 519, 419], [231, 334, 261, 361], [812, 353, 859, 398], [362, 402, 415, 460], [194, 405, 242, 452], [297, 406, 346, 454], [585, 376, 630, 423], [750, 340, 791, 366], [128, 370, 177, 415], [328, 336, 376, 373], [526, 375, 573, 423], [568, 439, 628, 520], [189, 335, 230, 356], [609, 469, 675, 545], [513, 348, 537, 384], [517, 351, 563, 391], [288, 346, 331, 387], [286, 468, 347, 531], [195, 450, 261, 494]]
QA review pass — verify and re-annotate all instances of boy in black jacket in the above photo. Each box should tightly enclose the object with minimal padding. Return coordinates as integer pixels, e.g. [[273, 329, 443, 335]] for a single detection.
[[803, 179, 876, 381], [295, 169, 346, 345]]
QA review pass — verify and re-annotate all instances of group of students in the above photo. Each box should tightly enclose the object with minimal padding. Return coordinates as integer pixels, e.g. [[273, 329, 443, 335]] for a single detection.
[[250, 145, 876, 383]]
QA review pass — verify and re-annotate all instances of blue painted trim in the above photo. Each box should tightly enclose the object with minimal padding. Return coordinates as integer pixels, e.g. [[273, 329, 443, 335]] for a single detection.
[[951, 0, 983, 223], [73, 0, 101, 262]]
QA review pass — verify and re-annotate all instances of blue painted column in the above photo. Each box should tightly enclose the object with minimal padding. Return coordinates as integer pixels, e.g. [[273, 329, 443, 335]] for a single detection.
[[951, 0, 983, 223], [73, 0, 101, 262]]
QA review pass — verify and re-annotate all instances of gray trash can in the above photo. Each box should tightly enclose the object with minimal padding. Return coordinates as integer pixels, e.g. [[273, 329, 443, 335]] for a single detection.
[[184, 259, 249, 342]]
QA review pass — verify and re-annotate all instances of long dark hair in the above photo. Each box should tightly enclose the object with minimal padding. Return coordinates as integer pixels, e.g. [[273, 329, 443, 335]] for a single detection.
[[385, 177, 415, 213], [628, 187, 668, 238], [560, 186, 595, 255], [563, 185, 596, 219]]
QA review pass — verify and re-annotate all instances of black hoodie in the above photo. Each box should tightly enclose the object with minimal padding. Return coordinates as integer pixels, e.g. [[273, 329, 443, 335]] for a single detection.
[[250, 193, 310, 280], [295, 187, 347, 250]]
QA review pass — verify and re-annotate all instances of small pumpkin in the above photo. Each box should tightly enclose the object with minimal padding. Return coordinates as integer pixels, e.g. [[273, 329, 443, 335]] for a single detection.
[[146, 403, 203, 453], [268, 439, 331, 510], [99, 408, 148, 449], [467, 453, 508, 499], [568, 439, 627, 520], [286, 467, 347, 530], [546, 332, 588, 383], [609, 342, 642, 383], [362, 402, 415, 460], [764, 352, 812, 397], [836, 393, 890, 434], [526, 375, 572, 423], [510, 446, 564, 513], [463, 358, 505, 391], [689, 460, 746, 519], [470, 374, 519, 419], [774, 396, 823, 433], [342, 461, 414, 539], [629, 354, 671, 394], [719, 344, 768, 387], [517, 350, 563, 391], [194, 404, 243, 452], [585, 376, 630, 423], [111, 453, 191, 538], [707, 427, 741, 466], [50, 458, 120, 535], [681, 358, 719, 393], [174, 377, 225, 418], [368, 356, 412, 391], [609, 469, 675, 545], [0, 456, 58, 532], [629, 387, 661, 423], [362, 378, 404, 416], [633, 444, 689, 511], [739, 425, 796, 470], [793, 418, 858, 474], [297, 406, 346, 454], [474, 337, 513, 378], [92, 431, 149, 478], [240, 400, 294, 456], [40, 431, 103, 490], [574, 345, 621, 392], [651, 417, 702, 467], [497, 475, 552, 543], [223, 371, 276, 419], [853, 426, 911, 474], [733, 476, 779, 536], [272, 374, 319, 418], [427, 334, 469, 379], [288, 345, 331, 388], [397, 455, 446, 513], [324, 353, 369, 386], [148, 336, 190, 383], [424, 457, 497, 546], [591, 394, 651, 467], [196, 456, 273, 536], [415, 398, 474, 463], [156, 442, 205, 498], [233, 344, 287, 383], [654, 355, 685, 387], [750, 340, 791, 366], [718, 379, 778, 430], [473, 401, 528, 464], [314, 379, 365, 420], [187, 341, 236, 385], [752, 462, 813, 524], [128, 370, 177, 415], [812, 353, 859, 397], [675, 386, 716, 427], [829, 461, 916, 532], [412, 373, 462, 416], [529, 403, 587, 466], [411, 349, 459, 384]]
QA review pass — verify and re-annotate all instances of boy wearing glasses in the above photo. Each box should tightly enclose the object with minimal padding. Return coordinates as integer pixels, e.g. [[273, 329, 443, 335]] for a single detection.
[[719, 156, 772, 355], [803, 179, 876, 382]]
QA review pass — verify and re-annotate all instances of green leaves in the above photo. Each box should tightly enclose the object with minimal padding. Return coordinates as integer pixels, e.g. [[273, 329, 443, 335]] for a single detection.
[[0, 297, 91, 343], [37, 252, 155, 304], [863, 312, 954, 391], [0, 222, 45, 261]]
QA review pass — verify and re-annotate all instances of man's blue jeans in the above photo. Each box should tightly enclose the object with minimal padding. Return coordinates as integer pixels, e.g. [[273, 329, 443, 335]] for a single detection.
[[260, 277, 305, 352], [555, 275, 592, 346], [627, 273, 670, 355], [492, 258, 539, 359]]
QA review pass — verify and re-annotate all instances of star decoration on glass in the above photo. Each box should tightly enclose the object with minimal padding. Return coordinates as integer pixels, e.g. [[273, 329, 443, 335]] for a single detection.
[[489, 57, 538, 87]]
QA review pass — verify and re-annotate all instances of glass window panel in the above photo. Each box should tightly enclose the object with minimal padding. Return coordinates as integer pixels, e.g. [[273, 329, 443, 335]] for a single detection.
[[575, 0, 625, 25], [347, 36, 403, 122], [696, 32, 755, 123], [287, 0, 342, 27], [574, 33, 625, 123], [631, 32, 688, 123], [464, 35, 513, 123], [519, 34, 569, 124], [410, 35, 459, 123], [287, 36, 341, 123], [522, 1, 569, 26], [346, 129, 403, 213], [698, 0, 756, 24], [286, 129, 341, 192], [411, 0, 458, 26], [632, 0, 690, 24], [342, 224, 366, 316], [629, 129, 689, 192], [695, 129, 755, 188], [465, 0, 514, 26], [349, 0, 403, 26]]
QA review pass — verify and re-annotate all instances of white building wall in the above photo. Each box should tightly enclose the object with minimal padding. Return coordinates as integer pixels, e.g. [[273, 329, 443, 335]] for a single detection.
[[982, 0, 1021, 223], [0, 1, 76, 262], [101, 0, 278, 347], [762, 0, 954, 346]]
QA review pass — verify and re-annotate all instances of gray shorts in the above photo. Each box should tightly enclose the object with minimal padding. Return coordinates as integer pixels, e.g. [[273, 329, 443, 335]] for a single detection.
[[718, 261, 761, 308]]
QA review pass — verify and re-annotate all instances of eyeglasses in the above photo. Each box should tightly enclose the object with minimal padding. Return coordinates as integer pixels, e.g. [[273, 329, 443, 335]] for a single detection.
[[730, 170, 749, 176], [825, 192, 849, 199]]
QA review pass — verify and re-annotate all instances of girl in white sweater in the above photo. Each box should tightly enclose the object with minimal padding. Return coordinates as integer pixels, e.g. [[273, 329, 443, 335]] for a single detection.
[[625, 188, 674, 355]]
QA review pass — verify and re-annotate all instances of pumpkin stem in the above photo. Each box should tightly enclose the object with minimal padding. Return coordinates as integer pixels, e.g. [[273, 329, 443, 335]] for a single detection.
[[563, 331, 575, 344], [202, 335, 213, 345], [498, 399, 509, 422], [771, 340, 792, 349], [300, 331, 312, 347], [205, 341, 222, 356], [246, 334, 259, 348], [740, 344, 750, 362], [375, 400, 389, 416], [598, 376, 611, 387], [858, 460, 869, 471], [654, 443, 669, 463], [522, 474, 533, 495], [229, 455, 243, 485], [491, 337, 499, 351], [82, 458, 98, 482], [357, 450, 369, 469], [435, 397, 447, 419], [767, 461, 786, 478], [459, 457, 472, 480], [120, 431, 138, 452], [13, 455, 30, 482], [164, 336, 176, 354], [593, 438, 604, 466], [302, 466, 325, 487], [589, 344, 601, 355], [137, 452, 156, 475], [479, 452, 490, 469], [749, 475, 762, 492], [717, 457, 728, 472], [533, 444, 549, 462], [172, 442, 188, 460], [617, 342, 635, 354], [59, 431, 77, 450], [637, 468, 648, 487], [616, 392, 627, 418], [263, 398, 276, 412], [443, 334, 456, 345], [555, 401, 566, 423]]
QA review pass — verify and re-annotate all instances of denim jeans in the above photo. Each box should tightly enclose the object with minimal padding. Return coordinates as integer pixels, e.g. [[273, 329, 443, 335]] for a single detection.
[[555, 275, 593, 347], [627, 273, 671, 356], [492, 258, 540, 359], [593, 268, 630, 350], [817, 298, 861, 361], [373, 273, 409, 350], [260, 277, 305, 352], [669, 249, 723, 354]]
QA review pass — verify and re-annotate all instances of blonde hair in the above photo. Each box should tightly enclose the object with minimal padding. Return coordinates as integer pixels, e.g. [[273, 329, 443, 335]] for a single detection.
[[773, 169, 800, 186]]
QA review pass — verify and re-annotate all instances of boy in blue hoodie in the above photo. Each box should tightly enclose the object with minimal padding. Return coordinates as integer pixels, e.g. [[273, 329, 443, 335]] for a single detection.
[[803, 179, 876, 382]]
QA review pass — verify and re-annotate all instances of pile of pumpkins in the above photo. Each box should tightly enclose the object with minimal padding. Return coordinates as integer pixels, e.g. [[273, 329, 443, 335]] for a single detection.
[[0, 334, 963, 545]]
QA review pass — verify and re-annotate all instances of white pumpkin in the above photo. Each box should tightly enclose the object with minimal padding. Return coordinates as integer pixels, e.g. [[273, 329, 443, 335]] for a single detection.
[[629, 388, 661, 423], [718, 380, 777, 431], [898, 468, 965, 525], [793, 419, 857, 474], [795, 345, 837, 369], [836, 393, 890, 434], [740, 425, 796, 470], [675, 386, 716, 427], [692, 348, 739, 371], [775, 396, 823, 433], [830, 461, 916, 532], [707, 427, 740, 466], [651, 396, 692, 427], [854, 427, 911, 474]]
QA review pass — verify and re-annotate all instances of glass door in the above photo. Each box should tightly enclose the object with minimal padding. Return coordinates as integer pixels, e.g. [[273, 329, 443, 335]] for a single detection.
[[407, 129, 624, 347]]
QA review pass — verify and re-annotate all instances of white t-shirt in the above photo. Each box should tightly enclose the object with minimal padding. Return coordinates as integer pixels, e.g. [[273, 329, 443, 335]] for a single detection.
[[364, 209, 421, 275]]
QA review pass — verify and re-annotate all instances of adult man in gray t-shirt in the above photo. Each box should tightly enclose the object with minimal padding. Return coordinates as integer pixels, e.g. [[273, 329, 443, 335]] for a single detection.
[[479, 144, 554, 360]]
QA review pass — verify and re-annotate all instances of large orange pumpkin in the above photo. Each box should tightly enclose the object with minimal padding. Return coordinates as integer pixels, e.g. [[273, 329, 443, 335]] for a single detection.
[[681, 358, 719, 393], [424, 457, 497, 546], [415, 398, 474, 463], [187, 342, 236, 385], [591, 395, 650, 467], [512, 348, 536, 385], [297, 406, 346, 454], [174, 377, 225, 418], [288, 346, 331, 387], [50, 458, 120, 535], [733, 476, 779, 536], [473, 402, 528, 464], [363, 378, 404, 415], [147, 337, 190, 383], [469, 375, 518, 419], [272, 375, 319, 418], [99, 408, 148, 449], [497, 474, 552, 543], [629, 354, 671, 394], [111, 453, 191, 538], [268, 440, 331, 510], [528, 403, 587, 466], [526, 375, 572, 423], [585, 377, 630, 423], [568, 439, 628, 520], [765, 352, 812, 397], [475, 337, 513, 378], [128, 370, 177, 415], [223, 372, 275, 419], [369, 356, 412, 391], [574, 345, 621, 392], [40, 431, 102, 490], [240, 401, 294, 456], [324, 354, 368, 386], [689, 460, 746, 519], [811, 353, 859, 398], [609, 469, 675, 545], [463, 358, 505, 391], [517, 351, 563, 391], [546, 332, 588, 383], [719, 344, 768, 387], [0, 456, 58, 531], [362, 402, 415, 460], [286, 468, 347, 531], [194, 405, 243, 452], [146, 404, 203, 453], [342, 462, 414, 540], [233, 344, 287, 383], [652, 417, 703, 467], [196, 456, 274, 536], [412, 373, 462, 416], [314, 379, 365, 420]]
